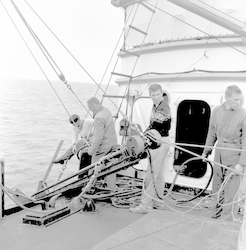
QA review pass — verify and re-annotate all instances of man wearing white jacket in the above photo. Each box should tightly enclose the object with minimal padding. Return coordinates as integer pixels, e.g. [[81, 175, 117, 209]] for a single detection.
[[53, 114, 93, 178]]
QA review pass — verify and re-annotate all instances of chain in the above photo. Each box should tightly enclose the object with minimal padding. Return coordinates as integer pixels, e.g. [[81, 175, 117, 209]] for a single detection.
[[56, 160, 68, 184]]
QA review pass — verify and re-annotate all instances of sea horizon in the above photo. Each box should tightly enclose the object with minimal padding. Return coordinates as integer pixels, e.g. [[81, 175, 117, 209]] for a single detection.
[[0, 79, 119, 208]]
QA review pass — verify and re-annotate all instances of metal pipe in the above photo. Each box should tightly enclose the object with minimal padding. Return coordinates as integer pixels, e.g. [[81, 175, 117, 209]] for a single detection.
[[42, 140, 63, 183], [0, 159, 5, 219], [167, 0, 246, 38], [32, 148, 125, 197]]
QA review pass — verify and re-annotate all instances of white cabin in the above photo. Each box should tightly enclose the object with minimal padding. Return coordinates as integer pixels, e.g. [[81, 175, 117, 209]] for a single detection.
[[112, 0, 246, 192]]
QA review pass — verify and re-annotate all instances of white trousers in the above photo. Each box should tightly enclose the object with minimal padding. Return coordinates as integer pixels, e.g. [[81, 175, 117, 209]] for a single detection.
[[141, 136, 170, 209]]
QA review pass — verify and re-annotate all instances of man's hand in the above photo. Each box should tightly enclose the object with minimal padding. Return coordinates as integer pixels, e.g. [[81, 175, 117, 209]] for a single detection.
[[72, 145, 77, 154], [53, 153, 74, 164], [53, 158, 65, 164], [234, 164, 244, 173], [87, 147, 93, 156], [201, 153, 208, 162]]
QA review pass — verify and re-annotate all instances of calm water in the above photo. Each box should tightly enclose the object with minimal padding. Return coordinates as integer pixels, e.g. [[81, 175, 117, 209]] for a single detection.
[[0, 79, 119, 208]]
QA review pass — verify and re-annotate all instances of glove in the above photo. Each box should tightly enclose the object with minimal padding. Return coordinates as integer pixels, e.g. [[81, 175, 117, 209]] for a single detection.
[[201, 153, 208, 162], [72, 145, 77, 154], [53, 153, 74, 164], [53, 158, 65, 164], [87, 147, 95, 156]]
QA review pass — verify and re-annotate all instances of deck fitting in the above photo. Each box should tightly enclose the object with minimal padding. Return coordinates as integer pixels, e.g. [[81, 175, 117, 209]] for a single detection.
[[22, 207, 71, 226]]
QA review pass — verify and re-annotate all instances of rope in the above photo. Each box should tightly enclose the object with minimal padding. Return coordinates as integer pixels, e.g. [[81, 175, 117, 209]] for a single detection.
[[140, 162, 244, 214], [172, 157, 214, 204], [3, 0, 246, 215], [0, 152, 115, 214], [175, 141, 246, 153], [136, 132, 246, 214], [145, 132, 246, 177]]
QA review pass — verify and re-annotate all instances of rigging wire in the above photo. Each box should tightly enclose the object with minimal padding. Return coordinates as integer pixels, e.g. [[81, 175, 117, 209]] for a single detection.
[[107, 2, 159, 145], [126, 0, 160, 121], [137, 54, 207, 96], [105, 3, 140, 124], [24, 0, 121, 116], [1, 130, 245, 214], [146, 1, 246, 57], [5, 0, 94, 161], [0, 0, 71, 117], [95, 7, 126, 101], [96, 6, 137, 120], [114, 3, 143, 124], [89, 4, 137, 122], [111, 0, 161, 131], [3, 0, 246, 215], [8, 0, 91, 117], [116, 7, 140, 136], [112, 1, 246, 97], [11, 0, 130, 182], [128, 0, 246, 96], [203, 0, 216, 56], [11, 0, 65, 80]]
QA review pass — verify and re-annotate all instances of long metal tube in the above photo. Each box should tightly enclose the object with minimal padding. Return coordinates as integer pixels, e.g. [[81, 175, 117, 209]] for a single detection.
[[167, 0, 246, 38], [0, 159, 4, 219]]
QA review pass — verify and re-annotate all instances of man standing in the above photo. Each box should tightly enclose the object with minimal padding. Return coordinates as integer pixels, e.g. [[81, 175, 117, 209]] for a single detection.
[[54, 114, 93, 178], [87, 97, 118, 190], [130, 84, 171, 214], [202, 85, 246, 221]]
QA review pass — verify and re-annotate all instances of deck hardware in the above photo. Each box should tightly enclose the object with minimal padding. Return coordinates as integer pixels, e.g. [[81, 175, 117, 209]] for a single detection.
[[23, 207, 71, 226], [82, 199, 97, 213]]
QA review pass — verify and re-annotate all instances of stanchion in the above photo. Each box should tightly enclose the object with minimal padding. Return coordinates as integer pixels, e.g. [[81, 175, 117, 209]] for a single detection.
[[36, 140, 63, 198], [0, 159, 5, 219]]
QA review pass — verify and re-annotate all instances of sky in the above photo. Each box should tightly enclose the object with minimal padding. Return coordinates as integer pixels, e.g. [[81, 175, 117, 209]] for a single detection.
[[0, 0, 124, 83]]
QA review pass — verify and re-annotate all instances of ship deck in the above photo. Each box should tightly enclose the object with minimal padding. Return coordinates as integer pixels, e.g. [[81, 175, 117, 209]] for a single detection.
[[91, 207, 240, 250], [0, 195, 241, 250]]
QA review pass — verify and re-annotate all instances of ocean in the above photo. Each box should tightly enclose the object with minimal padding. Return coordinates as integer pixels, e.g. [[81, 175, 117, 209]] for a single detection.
[[0, 79, 119, 208]]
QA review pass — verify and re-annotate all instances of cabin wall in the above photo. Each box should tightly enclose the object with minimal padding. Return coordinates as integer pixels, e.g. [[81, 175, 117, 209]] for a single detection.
[[120, 39, 246, 78], [124, 0, 246, 48], [116, 78, 246, 190], [114, 0, 246, 190]]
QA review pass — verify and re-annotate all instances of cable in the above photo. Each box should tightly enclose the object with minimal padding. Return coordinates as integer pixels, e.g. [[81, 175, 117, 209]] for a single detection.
[[146, 1, 246, 57], [173, 157, 213, 204], [24, 0, 121, 115]]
